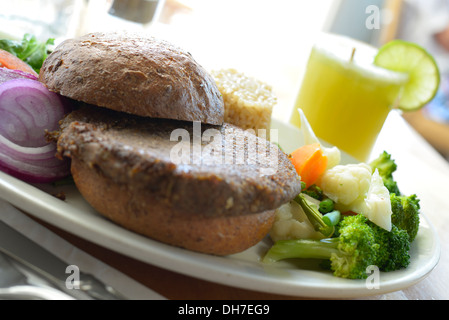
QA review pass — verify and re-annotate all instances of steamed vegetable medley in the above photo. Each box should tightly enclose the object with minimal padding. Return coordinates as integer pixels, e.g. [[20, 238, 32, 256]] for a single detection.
[[263, 110, 420, 280]]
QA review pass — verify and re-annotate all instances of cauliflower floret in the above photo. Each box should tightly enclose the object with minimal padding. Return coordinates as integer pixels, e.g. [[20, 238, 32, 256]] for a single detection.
[[319, 164, 392, 231], [270, 201, 325, 242], [318, 163, 372, 207], [350, 169, 392, 231]]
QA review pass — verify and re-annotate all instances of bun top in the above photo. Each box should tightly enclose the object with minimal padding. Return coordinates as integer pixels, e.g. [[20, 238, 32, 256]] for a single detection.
[[39, 31, 224, 125]]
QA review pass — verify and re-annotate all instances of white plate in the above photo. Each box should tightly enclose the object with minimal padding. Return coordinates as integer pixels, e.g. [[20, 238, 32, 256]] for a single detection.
[[0, 119, 441, 299]]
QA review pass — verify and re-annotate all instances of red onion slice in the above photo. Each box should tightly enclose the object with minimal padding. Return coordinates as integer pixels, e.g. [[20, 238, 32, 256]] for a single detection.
[[0, 138, 69, 183], [0, 79, 70, 147], [0, 77, 71, 183]]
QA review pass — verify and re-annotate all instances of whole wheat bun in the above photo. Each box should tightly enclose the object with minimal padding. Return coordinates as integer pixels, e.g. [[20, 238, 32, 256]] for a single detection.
[[39, 31, 224, 125]]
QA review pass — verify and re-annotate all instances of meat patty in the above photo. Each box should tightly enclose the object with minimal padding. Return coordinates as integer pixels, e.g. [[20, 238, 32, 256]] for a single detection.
[[56, 105, 301, 217]]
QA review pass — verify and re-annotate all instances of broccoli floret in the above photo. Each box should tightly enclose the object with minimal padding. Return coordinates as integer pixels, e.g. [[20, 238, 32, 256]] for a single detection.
[[369, 222, 411, 272], [263, 215, 378, 279], [300, 183, 324, 201], [390, 194, 421, 242], [263, 215, 411, 279], [370, 151, 401, 195], [370, 151, 397, 179]]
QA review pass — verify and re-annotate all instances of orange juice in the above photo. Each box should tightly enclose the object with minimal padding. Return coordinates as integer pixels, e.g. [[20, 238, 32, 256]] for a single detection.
[[290, 34, 408, 162]]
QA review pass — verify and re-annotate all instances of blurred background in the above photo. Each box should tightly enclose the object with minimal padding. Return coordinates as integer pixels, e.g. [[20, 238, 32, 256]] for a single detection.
[[1, 0, 449, 158]]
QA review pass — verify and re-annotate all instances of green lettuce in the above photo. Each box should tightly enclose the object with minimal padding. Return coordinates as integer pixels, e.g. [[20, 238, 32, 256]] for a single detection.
[[0, 34, 54, 74]]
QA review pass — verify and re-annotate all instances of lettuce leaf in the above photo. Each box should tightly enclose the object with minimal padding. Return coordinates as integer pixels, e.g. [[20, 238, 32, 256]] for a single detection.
[[0, 34, 54, 74]]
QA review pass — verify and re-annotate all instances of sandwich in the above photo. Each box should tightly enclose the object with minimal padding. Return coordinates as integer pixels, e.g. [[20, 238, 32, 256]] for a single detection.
[[40, 31, 302, 255]]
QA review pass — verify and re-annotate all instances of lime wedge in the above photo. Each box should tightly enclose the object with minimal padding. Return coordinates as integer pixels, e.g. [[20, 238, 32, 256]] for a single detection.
[[374, 40, 440, 111]]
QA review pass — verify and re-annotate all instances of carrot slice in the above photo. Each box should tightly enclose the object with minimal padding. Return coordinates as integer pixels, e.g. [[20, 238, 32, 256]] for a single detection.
[[290, 143, 328, 188], [0, 49, 38, 76]]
